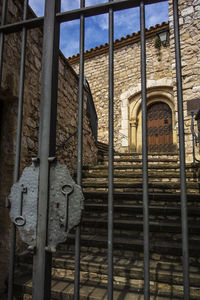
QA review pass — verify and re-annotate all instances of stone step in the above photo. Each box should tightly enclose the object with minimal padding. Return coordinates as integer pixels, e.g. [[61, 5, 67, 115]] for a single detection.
[[83, 176, 200, 184], [83, 181, 200, 194], [83, 191, 200, 206], [63, 233, 200, 256], [83, 179, 200, 186], [80, 223, 200, 244], [103, 159, 179, 166], [96, 141, 109, 152], [80, 217, 200, 235], [83, 170, 197, 179], [97, 142, 110, 163], [19, 252, 200, 285], [15, 252, 200, 299], [57, 244, 199, 264], [52, 252, 200, 287], [82, 174, 198, 184], [84, 203, 200, 216], [14, 156, 200, 299], [14, 275, 200, 300], [103, 153, 180, 161], [86, 163, 198, 171], [83, 203, 200, 223]]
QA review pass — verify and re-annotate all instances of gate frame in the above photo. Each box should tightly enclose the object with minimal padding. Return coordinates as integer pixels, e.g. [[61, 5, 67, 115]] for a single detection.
[[0, 0, 189, 299]]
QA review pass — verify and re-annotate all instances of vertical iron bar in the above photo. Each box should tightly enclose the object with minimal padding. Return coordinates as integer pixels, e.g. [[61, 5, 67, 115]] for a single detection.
[[32, 1, 60, 299], [108, 1, 114, 299], [191, 112, 195, 164], [198, 130, 200, 155], [14, 0, 28, 188], [74, 0, 85, 299], [8, 1, 28, 299], [140, 1, 149, 299], [173, 1, 189, 299], [0, 0, 8, 85]]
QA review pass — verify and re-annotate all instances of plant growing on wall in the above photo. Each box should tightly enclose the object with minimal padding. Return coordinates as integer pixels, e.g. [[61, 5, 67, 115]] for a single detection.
[[154, 36, 161, 61]]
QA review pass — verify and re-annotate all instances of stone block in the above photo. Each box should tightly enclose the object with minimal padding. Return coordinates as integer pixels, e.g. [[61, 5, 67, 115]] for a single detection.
[[192, 86, 200, 92], [122, 138, 128, 147], [193, 0, 200, 5], [181, 6, 194, 17], [194, 10, 200, 18]]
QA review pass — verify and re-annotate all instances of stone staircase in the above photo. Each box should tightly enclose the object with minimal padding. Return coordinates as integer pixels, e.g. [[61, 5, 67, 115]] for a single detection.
[[14, 152, 200, 299]]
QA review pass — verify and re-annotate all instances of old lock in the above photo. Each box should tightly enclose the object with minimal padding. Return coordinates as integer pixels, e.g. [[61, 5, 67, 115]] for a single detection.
[[61, 184, 74, 231]]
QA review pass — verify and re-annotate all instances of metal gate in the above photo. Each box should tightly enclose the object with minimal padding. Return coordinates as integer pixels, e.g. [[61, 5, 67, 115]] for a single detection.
[[0, 0, 190, 299]]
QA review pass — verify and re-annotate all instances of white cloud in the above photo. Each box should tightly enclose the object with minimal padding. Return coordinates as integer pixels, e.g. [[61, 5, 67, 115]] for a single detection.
[[88, 14, 108, 31], [114, 7, 140, 38], [60, 21, 80, 58], [61, 19, 80, 29], [86, 0, 107, 6], [145, 2, 169, 28], [61, 39, 80, 58], [61, 0, 80, 12], [29, 0, 169, 58], [29, 0, 45, 16]]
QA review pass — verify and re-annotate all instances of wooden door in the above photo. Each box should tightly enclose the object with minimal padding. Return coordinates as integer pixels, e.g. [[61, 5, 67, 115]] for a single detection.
[[147, 102, 173, 152]]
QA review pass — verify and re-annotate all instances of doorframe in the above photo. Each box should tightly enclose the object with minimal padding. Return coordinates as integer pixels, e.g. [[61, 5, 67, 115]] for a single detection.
[[128, 87, 177, 152]]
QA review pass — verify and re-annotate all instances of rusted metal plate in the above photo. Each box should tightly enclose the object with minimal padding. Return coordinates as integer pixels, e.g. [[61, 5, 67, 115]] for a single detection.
[[48, 162, 84, 249], [8, 161, 84, 250], [8, 163, 39, 247]]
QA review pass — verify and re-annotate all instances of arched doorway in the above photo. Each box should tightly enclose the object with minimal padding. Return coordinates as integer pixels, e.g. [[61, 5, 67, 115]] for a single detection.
[[128, 86, 177, 153], [147, 102, 173, 152]]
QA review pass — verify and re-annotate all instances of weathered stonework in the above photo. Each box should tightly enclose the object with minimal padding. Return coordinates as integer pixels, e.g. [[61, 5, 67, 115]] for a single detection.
[[0, 1, 97, 297], [168, 0, 200, 161], [69, 0, 200, 161], [70, 23, 174, 153]]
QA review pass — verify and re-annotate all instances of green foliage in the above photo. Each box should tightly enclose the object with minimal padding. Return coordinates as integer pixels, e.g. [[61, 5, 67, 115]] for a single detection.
[[154, 36, 161, 49]]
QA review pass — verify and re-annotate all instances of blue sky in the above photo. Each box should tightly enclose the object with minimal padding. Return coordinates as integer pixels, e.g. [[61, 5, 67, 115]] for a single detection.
[[29, 0, 168, 58]]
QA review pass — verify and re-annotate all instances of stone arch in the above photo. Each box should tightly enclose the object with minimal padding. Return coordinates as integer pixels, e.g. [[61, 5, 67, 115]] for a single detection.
[[130, 88, 176, 152], [119, 79, 177, 152]]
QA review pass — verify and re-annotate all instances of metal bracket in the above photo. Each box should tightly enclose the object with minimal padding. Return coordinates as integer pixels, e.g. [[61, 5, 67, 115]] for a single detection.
[[45, 246, 56, 253], [48, 157, 56, 163], [5, 196, 10, 209], [32, 157, 40, 164], [8, 161, 84, 249], [27, 245, 36, 254]]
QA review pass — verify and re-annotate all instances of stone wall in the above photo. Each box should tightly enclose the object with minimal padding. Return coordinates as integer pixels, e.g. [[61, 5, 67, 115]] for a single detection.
[[70, 23, 174, 152], [0, 0, 97, 297], [69, 0, 200, 161], [168, 0, 200, 161]]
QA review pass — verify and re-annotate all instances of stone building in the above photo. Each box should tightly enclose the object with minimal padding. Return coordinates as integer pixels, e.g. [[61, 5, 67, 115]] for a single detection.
[[69, 0, 200, 162]]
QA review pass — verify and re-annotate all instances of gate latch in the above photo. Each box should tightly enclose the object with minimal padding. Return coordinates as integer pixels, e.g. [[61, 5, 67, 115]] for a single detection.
[[8, 161, 84, 250]]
